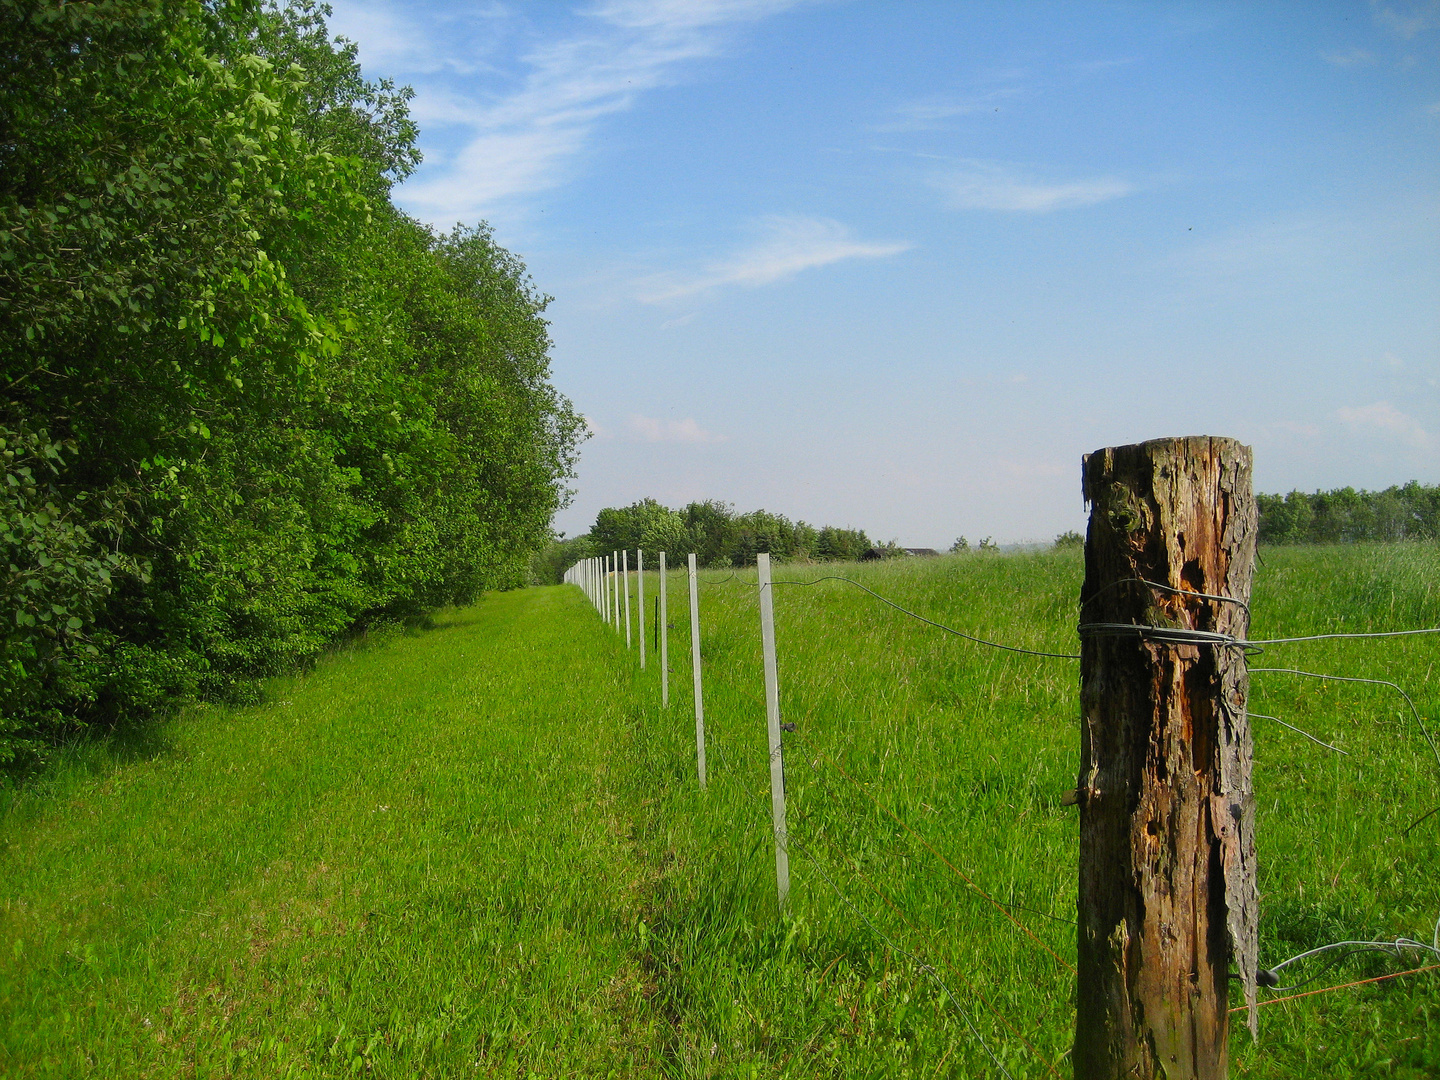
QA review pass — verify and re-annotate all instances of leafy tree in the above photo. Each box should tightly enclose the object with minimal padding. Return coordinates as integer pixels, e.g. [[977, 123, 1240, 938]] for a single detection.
[[591, 498, 689, 555], [1, 1, 583, 760], [1257, 484, 1439, 544], [682, 500, 738, 568], [817, 525, 870, 561], [578, 499, 882, 572]]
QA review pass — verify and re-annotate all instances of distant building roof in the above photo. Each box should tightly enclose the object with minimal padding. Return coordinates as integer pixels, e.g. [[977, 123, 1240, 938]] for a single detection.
[[902, 548, 940, 557]]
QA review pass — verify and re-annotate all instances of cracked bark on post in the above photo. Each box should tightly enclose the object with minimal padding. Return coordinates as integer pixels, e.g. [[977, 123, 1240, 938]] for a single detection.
[[1074, 436, 1259, 1080]]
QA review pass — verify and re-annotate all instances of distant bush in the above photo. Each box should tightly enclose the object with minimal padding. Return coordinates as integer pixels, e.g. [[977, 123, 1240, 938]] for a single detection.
[[1054, 530, 1084, 549]]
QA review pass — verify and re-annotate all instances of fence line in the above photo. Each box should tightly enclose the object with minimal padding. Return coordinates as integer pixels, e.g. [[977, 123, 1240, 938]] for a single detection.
[[561, 548, 1440, 1064]]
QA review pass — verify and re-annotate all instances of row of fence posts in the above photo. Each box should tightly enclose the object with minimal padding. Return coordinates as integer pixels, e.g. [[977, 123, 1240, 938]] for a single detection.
[[561, 548, 789, 904], [562, 437, 1275, 1079]]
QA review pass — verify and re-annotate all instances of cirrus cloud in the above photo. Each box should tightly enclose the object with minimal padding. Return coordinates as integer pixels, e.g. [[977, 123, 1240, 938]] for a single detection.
[[934, 160, 1134, 213], [339, 0, 814, 223], [628, 414, 725, 442], [636, 214, 911, 303]]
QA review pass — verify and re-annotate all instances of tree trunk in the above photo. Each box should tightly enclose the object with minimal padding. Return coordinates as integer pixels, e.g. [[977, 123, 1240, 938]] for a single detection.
[[1074, 436, 1259, 1080]]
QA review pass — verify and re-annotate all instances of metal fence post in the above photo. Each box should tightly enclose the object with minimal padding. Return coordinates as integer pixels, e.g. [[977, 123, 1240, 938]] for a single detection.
[[688, 553, 706, 789], [756, 552, 790, 910]]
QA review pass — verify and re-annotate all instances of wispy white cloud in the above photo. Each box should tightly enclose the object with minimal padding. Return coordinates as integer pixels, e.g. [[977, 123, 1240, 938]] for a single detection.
[[368, 0, 809, 221], [1336, 400, 1433, 450], [872, 90, 1019, 132], [934, 160, 1133, 212], [327, 1, 508, 75], [636, 215, 910, 302], [627, 414, 725, 442]]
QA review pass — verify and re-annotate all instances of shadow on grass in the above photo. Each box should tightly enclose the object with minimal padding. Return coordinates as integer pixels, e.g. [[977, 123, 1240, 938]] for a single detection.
[[0, 711, 181, 824], [1, 599, 497, 819]]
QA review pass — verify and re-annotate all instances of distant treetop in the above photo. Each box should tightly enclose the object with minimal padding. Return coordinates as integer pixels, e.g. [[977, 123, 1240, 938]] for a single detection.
[[1257, 483, 1439, 544]]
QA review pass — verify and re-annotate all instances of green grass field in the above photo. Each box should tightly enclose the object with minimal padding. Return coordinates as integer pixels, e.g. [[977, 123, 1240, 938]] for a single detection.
[[2, 545, 1438, 1077]]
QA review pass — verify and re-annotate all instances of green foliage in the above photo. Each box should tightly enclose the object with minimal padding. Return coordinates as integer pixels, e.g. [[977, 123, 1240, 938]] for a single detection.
[[582, 498, 876, 569], [0, 426, 149, 761], [528, 534, 596, 586], [1258, 483, 1440, 544], [0, 1, 582, 760], [591, 497, 691, 555], [817, 524, 870, 560], [1053, 530, 1083, 549]]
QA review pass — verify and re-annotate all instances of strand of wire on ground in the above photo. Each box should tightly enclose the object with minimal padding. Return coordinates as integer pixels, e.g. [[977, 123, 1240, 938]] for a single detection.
[[1244, 666, 1440, 991], [786, 835, 1018, 1080], [1259, 937, 1440, 991], [1229, 964, 1440, 1013]]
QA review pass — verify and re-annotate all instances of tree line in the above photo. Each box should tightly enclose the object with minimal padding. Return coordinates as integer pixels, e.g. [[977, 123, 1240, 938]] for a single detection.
[[532, 498, 875, 583], [535, 480, 1440, 586], [1257, 482, 1440, 544], [1, 0, 583, 763]]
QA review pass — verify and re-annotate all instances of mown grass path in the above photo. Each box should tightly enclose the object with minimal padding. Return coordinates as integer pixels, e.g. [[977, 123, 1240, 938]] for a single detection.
[[1, 587, 666, 1077]]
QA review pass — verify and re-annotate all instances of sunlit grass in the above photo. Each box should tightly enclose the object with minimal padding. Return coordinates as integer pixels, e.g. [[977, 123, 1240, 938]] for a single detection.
[[629, 544, 1440, 1077], [2, 544, 1437, 1077]]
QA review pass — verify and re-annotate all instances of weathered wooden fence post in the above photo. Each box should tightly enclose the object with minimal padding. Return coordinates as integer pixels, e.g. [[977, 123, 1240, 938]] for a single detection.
[[1075, 436, 1259, 1079]]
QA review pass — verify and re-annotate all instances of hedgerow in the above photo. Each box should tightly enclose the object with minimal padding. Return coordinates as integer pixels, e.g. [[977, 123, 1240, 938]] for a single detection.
[[1, 0, 583, 761]]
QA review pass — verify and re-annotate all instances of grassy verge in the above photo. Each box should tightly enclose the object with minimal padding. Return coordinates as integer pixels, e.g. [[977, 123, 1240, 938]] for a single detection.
[[2, 544, 1437, 1077], [1, 588, 665, 1077]]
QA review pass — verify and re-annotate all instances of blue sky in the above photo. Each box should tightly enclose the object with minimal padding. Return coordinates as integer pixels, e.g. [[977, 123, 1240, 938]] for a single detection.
[[325, 0, 1440, 545]]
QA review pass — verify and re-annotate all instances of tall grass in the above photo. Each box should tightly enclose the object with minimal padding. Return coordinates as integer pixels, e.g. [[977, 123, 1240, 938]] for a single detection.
[[627, 544, 1440, 1077], [1, 544, 1436, 1077]]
